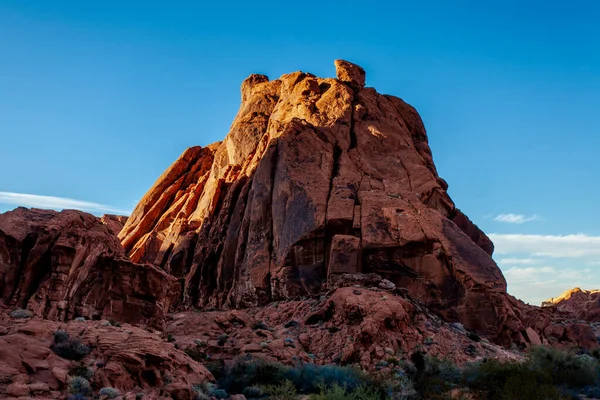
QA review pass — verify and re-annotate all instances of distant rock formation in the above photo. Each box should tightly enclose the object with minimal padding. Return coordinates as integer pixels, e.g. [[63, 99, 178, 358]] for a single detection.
[[0, 208, 178, 328], [543, 287, 600, 322]]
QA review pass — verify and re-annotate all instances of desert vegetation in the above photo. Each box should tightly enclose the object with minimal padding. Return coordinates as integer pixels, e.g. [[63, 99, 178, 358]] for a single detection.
[[189, 346, 600, 400]]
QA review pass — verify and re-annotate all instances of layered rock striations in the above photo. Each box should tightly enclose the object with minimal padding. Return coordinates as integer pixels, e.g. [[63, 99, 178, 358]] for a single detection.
[[117, 60, 559, 345], [0, 208, 178, 328]]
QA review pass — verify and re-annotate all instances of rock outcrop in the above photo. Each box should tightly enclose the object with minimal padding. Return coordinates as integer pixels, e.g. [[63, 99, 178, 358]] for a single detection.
[[166, 283, 523, 372], [100, 214, 128, 236], [0, 313, 212, 399], [115, 60, 586, 348], [0, 208, 178, 328], [543, 287, 600, 322]]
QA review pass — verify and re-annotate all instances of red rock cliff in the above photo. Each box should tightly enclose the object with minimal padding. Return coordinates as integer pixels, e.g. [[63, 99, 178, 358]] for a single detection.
[[0, 208, 178, 328], [117, 60, 514, 337]]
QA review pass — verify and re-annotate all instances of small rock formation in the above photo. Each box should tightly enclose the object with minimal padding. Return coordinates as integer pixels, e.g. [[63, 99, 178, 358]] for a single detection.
[[0, 208, 178, 328], [115, 60, 594, 348], [100, 214, 128, 236], [543, 287, 600, 322]]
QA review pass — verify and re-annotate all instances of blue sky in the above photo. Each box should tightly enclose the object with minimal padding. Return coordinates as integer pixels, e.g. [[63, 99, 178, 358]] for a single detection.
[[1, 1, 599, 305]]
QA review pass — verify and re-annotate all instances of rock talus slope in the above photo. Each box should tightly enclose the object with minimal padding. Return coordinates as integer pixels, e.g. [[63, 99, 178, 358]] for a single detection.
[[117, 60, 586, 347]]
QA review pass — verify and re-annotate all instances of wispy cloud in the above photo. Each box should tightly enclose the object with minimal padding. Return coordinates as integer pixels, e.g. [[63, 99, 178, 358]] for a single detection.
[[502, 265, 600, 305], [494, 213, 539, 224], [490, 233, 600, 258], [490, 232, 600, 305], [0, 191, 129, 215], [497, 257, 541, 265]]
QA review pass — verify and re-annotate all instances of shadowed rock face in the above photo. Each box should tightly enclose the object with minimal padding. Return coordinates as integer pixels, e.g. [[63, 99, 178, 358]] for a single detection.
[[117, 60, 511, 337], [0, 208, 179, 328]]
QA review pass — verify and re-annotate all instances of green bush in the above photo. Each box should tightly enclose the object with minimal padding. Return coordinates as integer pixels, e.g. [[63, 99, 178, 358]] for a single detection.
[[10, 308, 34, 318], [242, 386, 264, 398], [51, 331, 91, 361], [99, 387, 120, 399], [286, 363, 374, 394], [69, 376, 91, 395], [69, 365, 94, 379], [528, 346, 599, 388], [262, 380, 298, 400], [310, 383, 380, 400], [215, 355, 289, 394]]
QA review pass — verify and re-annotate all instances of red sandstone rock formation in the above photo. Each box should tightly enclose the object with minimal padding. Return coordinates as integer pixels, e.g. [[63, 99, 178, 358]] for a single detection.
[[0, 208, 178, 328], [0, 313, 211, 399], [166, 284, 523, 372], [543, 287, 600, 322], [1, 61, 596, 355], [115, 60, 594, 348], [100, 214, 128, 236]]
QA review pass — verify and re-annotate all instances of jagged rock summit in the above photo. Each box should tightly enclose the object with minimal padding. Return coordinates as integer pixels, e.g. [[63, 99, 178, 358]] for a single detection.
[[543, 287, 600, 322], [118, 60, 511, 337]]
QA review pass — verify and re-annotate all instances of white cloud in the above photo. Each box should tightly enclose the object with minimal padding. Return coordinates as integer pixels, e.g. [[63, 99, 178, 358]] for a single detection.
[[494, 213, 539, 224], [490, 233, 600, 258], [0, 191, 129, 215], [497, 257, 541, 265], [490, 233, 600, 304]]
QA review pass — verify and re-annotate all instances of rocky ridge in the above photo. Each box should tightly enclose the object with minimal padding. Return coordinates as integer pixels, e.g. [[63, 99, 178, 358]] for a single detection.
[[543, 287, 600, 322]]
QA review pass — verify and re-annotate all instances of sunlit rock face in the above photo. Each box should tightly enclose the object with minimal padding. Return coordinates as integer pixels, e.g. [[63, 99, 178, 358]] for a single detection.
[[118, 60, 513, 337]]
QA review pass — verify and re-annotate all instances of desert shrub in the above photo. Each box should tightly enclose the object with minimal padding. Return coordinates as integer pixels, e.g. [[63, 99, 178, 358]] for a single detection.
[[253, 321, 270, 330], [412, 356, 462, 399], [194, 383, 227, 399], [242, 385, 264, 398], [262, 380, 298, 400], [10, 308, 33, 318], [69, 365, 94, 379], [52, 339, 91, 361], [286, 363, 372, 394], [67, 395, 89, 400], [99, 387, 120, 399], [185, 346, 207, 362], [462, 358, 567, 400], [69, 376, 91, 395], [217, 334, 229, 346], [54, 329, 70, 343], [215, 355, 289, 394], [310, 383, 380, 400], [528, 346, 599, 388], [424, 356, 461, 384], [208, 386, 227, 398]]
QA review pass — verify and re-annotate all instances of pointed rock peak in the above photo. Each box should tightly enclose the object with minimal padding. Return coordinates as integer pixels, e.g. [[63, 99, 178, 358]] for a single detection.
[[241, 73, 269, 102], [334, 59, 366, 91]]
